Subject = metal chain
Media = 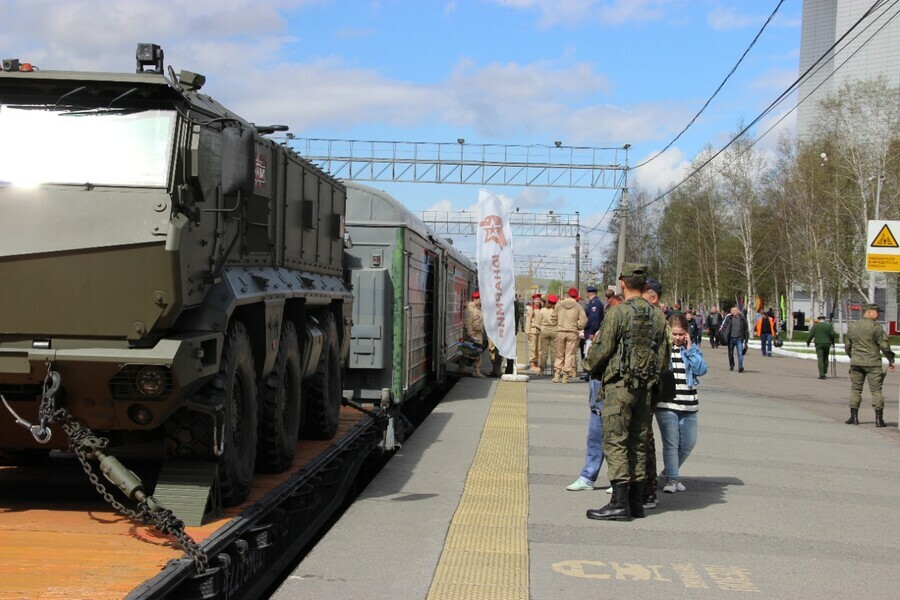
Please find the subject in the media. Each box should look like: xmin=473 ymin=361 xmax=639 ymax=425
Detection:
xmin=40 ymin=369 xmax=209 ymax=572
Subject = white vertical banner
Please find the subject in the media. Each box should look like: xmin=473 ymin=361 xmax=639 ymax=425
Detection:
xmin=476 ymin=189 xmax=516 ymax=359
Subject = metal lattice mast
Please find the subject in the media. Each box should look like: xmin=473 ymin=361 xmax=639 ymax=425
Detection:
xmin=290 ymin=137 xmax=630 ymax=286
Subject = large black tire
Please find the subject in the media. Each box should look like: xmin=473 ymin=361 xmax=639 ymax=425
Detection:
xmin=214 ymin=322 xmax=258 ymax=505
xmin=300 ymin=313 xmax=341 ymax=440
xmin=256 ymin=322 xmax=302 ymax=473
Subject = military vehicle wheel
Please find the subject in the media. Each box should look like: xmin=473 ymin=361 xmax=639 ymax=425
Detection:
xmin=300 ymin=313 xmax=341 ymax=440
xmin=256 ymin=322 xmax=302 ymax=473
xmin=215 ymin=322 xmax=259 ymax=505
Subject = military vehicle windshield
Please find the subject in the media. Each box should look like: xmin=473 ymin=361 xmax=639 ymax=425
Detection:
xmin=0 ymin=105 xmax=176 ymax=188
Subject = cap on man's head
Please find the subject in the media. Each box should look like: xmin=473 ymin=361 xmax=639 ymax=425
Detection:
xmin=547 ymin=294 xmax=558 ymax=303
xmin=472 ymin=291 xmax=480 ymax=299
xmin=865 ymin=303 xmax=880 ymax=312
xmin=619 ymin=262 xmax=648 ymax=279
xmin=532 ymin=293 xmax=542 ymax=299
xmin=586 ymin=285 xmax=598 ymax=293
xmin=567 ymin=287 xmax=579 ymax=299
xmin=644 ymin=278 xmax=662 ymax=295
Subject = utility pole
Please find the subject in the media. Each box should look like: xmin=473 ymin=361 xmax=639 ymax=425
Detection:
xmin=574 ymin=232 xmax=581 ymax=292
xmin=615 ymin=144 xmax=630 ymax=291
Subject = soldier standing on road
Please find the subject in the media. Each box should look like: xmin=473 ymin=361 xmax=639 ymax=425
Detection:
xmin=583 ymin=264 xmax=669 ymax=522
xmin=807 ymin=316 xmax=837 ymax=380
xmin=463 ymin=291 xmax=485 ymax=378
xmin=639 ymin=277 xmax=668 ymax=510
xmin=514 ymin=294 xmax=525 ymax=334
xmin=844 ymin=303 xmax=895 ymax=427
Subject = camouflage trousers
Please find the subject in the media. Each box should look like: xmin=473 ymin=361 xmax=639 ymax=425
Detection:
xmin=849 ymin=365 xmax=887 ymax=409
xmin=645 ymin=423 xmax=657 ymax=496
xmin=601 ymin=382 xmax=651 ymax=484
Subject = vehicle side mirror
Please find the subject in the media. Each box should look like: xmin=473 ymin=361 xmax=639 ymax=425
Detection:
xmin=221 ymin=126 xmax=255 ymax=196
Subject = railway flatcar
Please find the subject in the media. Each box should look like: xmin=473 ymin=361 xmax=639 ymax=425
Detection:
xmin=343 ymin=183 xmax=476 ymax=445
xmin=0 ymin=45 xmax=351 ymax=511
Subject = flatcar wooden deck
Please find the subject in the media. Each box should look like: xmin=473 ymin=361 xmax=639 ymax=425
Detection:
xmin=0 ymin=407 xmax=376 ymax=600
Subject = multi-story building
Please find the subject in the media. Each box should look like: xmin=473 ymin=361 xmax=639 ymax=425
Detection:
xmin=797 ymin=0 xmax=900 ymax=139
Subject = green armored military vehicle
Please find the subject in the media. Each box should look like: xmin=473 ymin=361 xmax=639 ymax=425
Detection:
xmin=0 ymin=45 xmax=351 ymax=506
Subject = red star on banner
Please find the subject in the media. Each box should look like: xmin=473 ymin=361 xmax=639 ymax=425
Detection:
xmin=479 ymin=215 xmax=508 ymax=248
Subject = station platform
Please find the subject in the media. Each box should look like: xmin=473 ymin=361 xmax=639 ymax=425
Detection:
xmin=273 ymin=340 xmax=900 ymax=600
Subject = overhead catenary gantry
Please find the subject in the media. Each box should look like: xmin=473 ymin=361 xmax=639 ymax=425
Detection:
xmin=291 ymin=138 xmax=631 ymax=287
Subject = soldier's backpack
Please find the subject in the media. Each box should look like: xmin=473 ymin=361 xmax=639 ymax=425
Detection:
xmin=619 ymin=301 xmax=661 ymax=389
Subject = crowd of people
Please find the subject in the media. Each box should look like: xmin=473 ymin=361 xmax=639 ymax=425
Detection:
xmin=461 ymin=272 xmax=896 ymax=521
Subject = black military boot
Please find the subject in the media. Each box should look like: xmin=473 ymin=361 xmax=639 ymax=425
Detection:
xmin=586 ymin=483 xmax=631 ymax=521
xmin=845 ymin=408 xmax=859 ymax=425
xmin=628 ymin=481 xmax=646 ymax=519
xmin=875 ymin=409 xmax=886 ymax=427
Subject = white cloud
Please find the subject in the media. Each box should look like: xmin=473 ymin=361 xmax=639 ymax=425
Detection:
xmin=424 ymin=199 xmax=455 ymax=212
xmin=598 ymin=0 xmax=671 ymax=25
xmin=746 ymin=66 xmax=798 ymax=92
xmin=2 ymin=0 xmax=311 ymax=72
xmin=488 ymin=0 xmax=672 ymax=27
xmin=632 ymin=147 xmax=690 ymax=193
xmin=564 ymin=102 xmax=694 ymax=144
xmin=706 ymin=7 xmax=760 ymax=31
xmin=754 ymin=105 xmax=796 ymax=153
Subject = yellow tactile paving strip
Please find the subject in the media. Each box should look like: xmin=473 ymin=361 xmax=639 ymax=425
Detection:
xmin=426 ymin=380 xmax=529 ymax=600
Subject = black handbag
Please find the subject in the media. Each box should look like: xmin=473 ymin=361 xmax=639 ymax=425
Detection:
xmin=654 ymin=369 xmax=677 ymax=404
xmin=773 ymin=334 xmax=783 ymax=348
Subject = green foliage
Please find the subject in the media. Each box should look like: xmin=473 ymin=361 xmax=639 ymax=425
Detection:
xmin=597 ymin=78 xmax=900 ymax=316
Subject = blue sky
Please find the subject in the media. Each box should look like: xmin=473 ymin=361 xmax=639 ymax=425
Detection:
xmin=4 ymin=0 xmax=803 ymax=262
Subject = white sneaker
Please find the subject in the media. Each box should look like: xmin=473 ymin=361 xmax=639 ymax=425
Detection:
xmin=663 ymin=479 xmax=679 ymax=493
xmin=676 ymin=481 xmax=686 ymax=492
xmin=604 ymin=486 xmax=613 ymax=494
xmin=566 ymin=478 xmax=594 ymax=491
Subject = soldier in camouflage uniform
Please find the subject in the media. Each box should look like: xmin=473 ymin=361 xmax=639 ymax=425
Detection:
xmin=844 ymin=303 xmax=895 ymax=427
xmin=806 ymin=316 xmax=836 ymax=379
xmin=583 ymin=263 xmax=669 ymax=522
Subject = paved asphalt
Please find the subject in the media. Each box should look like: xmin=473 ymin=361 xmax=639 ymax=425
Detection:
xmin=275 ymin=339 xmax=900 ymax=599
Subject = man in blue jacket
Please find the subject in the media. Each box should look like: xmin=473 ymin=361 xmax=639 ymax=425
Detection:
xmin=584 ymin=285 xmax=604 ymax=341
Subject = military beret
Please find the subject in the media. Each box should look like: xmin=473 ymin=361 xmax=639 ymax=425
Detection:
xmin=472 ymin=291 xmax=480 ymax=299
xmin=619 ymin=262 xmax=648 ymax=279
xmin=547 ymin=294 xmax=558 ymax=303
xmin=865 ymin=303 xmax=880 ymax=312
xmin=586 ymin=285 xmax=598 ymax=293
xmin=644 ymin=278 xmax=662 ymax=295
xmin=531 ymin=293 xmax=542 ymax=299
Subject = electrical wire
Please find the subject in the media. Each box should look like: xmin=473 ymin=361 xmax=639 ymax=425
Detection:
xmin=670 ymin=0 xmax=900 ymax=201
xmin=634 ymin=0 xmax=893 ymax=211
xmin=634 ymin=0 xmax=786 ymax=170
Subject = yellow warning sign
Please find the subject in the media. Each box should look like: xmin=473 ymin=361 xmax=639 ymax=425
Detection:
xmin=871 ymin=224 xmax=899 ymax=248
xmin=867 ymin=254 xmax=900 ymax=271
xmin=866 ymin=221 xmax=900 ymax=272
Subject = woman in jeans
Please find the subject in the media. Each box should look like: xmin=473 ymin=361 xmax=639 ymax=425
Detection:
xmin=656 ymin=313 xmax=707 ymax=493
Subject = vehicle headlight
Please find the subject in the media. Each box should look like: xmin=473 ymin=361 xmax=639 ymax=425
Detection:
xmin=135 ymin=366 xmax=167 ymax=397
